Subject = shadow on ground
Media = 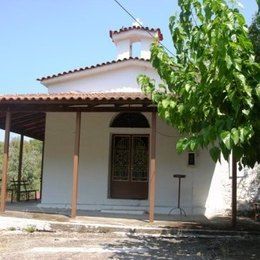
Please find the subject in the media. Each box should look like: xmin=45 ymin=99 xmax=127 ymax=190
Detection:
xmin=102 ymin=233 xmax=260 ymax=259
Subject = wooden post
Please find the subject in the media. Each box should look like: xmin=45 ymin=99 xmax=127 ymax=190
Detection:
xmin=0 ymin=112 xmax=11 ymax=213
xmin=17 ymin=134 xmax=24 ymax=202
xmin=232 ymin=153 xmax=237 ymax=228
xmin=71 ymin=112 xmax=81 ymax=218
xmin=40 ymin=141 xmax=45 ymax=201
xmin=149 ymin=112 xmax=156 ymax=222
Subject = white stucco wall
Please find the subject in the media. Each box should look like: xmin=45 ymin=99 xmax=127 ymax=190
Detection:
xmin=116 ymin=39 xmax=131 ymax=60
xmin=41 ymin=112 xmax=234 ymax=216
xmin=43 ymin=61 xmax=160 ymax=94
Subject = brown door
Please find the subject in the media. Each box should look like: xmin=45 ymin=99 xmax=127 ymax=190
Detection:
xmin=110 ymin=134 xmax=149 ymax=199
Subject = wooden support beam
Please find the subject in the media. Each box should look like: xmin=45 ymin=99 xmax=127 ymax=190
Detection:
xmin=0 ymin=112 xmax=11 ymax=213
xmin=40 ymin=141 xmax=45 ymax=201
xmin=0 ymin=112 xmax=38 ymax=123
xmin=71 ymin=112 xmax=81 ymax=218
xmin=23 ymin=127 xmax=46 ymax=136
xmin=11 ymin=115 xmax=44 ymax=128
xmin=17 ymin=124 xmax=45 ymax=135
xmin=232 ymin=153 xmax=237 ymax=228
xmin=17 ymin=134 xmax=24 ymax=202
xmin=19 ymin=121 xmax=45 ymax=132
xmin=0 ymin=105 xmax=156 ymax=113
xmin=149 ymin=112 xmax=157 ymax=222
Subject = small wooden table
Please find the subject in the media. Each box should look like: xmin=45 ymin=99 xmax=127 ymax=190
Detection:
xmin=10 ymin=180 xmax=37 ymax=202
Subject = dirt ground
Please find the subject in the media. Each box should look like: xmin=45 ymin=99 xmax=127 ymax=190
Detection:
xmin=0 ymin=230 xmax=259 ymax=259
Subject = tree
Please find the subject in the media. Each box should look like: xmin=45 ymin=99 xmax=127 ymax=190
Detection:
xmin=0 ymin=138 xmax=42 ymax=191
xmin=249 ymin=1 xmax=260 ymax=62
xmin=138 ymin=0 xmax=260 ymax=169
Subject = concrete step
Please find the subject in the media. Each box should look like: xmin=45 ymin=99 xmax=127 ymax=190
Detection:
xmin=50 ymin=222 xmax=260 ymax=238
xmin=100 ymin=209 xmax=145 ymax=215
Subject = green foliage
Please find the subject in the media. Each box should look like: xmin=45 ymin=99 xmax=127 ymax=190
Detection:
xmin=8 ymin=227 xmax=16 ymax=231
xmin=23 ymin=225 xmax=36 ymax=233
xmin=249 ymin=3 xmax=260 ymax=62
xmin=138 ymin=0 xmax=260 ymax=168
xmin=0 ymin=137 xmax=42 ymax=190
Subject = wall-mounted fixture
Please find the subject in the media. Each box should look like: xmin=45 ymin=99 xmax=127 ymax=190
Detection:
xmin=188 ymin=152 xmax=195 ymax=166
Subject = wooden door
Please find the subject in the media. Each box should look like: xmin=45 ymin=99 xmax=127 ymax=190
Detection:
xmin=110 ymin=134 xmax=149 ymax=199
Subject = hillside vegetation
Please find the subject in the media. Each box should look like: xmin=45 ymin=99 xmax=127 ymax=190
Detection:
xmin=0 ymin=138 xmax=43 ymax=192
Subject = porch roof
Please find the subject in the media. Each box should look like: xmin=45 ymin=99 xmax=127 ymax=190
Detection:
xmin=0 ymin=91 xmax=151 ymax=103
xmin=0 ymin=92 xmax=154 ymax=141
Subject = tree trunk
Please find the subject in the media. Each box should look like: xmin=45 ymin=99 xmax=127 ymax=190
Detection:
xmin=232 ymin=153 xmax=237 ymax=228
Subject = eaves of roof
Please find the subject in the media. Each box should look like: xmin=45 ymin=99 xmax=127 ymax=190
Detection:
xmin=0 ymin=92 xmax=151 ymax=104
xmin=37 ymin=57 xmax=150 ymax=82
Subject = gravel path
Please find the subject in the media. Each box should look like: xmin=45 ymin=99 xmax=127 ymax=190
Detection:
xmin=0 ymin=230 xmax=259 ymax=259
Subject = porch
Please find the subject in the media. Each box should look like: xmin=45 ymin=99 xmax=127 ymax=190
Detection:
xmin=3 ymin=201 xmax=260 ymax=232
xmin=0 ymin=92 xmax=241 ymax=225
xmin=0 ymin=92 xmax=158 ymax=222
xmin=5 ymin=201 xmax=205 ymax=224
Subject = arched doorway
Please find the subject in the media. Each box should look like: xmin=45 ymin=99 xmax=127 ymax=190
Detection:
xmin=110 ymin=113 xmax=150 ymax=199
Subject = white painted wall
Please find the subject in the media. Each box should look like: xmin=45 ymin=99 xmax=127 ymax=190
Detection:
xmin=44 ymin=61 xmax=160 ymax=94
xmin=116 ymin=39 xmax=131 ymax=60
xmin=41 ymin=112 xmax=234 ymax=216
xmin=140 ymin=39 xmax=152 ymax=59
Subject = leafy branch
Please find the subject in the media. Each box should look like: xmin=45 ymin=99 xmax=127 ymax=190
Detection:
xmin=138 ymin=0 xmax=260 ymax=168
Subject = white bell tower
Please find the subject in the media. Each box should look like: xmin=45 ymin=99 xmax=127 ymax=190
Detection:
xmin=110 ymin=23 xmax=163 ymax=60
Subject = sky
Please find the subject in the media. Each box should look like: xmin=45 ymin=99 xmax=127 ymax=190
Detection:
xmin=0 ymin=0 xmax=258 ymax=140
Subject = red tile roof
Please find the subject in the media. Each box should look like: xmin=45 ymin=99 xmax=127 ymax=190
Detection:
xmin=110 ymin=26 xmax=163 ymax=41
xmin=37 ymin=57 xmax=149 ymax=81
xmin=0 ymin=92 xmax=154 ymax=141
xmin=0 ymin=92 xmax=151 ymax=103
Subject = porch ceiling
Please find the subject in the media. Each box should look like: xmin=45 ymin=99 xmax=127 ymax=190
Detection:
xmin=0 ymin=112 xmax=46 ymax=141
xmin=0 ymin=92 xmax=155 ymax=141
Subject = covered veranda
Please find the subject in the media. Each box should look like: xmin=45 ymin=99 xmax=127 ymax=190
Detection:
xmin=0 ymin=92 xmax=158 ymax=222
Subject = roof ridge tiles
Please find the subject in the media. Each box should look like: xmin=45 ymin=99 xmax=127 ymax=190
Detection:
xmin=109 ymin=26 xmax=163 ymax=40
xmin=0 ymin=92 xmax=151 ymax=102
xmin=37 ymin=57 xmax=149 ymax=82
